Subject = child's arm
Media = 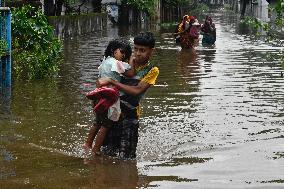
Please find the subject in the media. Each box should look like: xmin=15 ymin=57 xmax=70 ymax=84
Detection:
xmin=122 ymin=56 xmax=135 ymax=78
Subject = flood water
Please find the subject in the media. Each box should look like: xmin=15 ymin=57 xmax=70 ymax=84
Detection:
xmin=1 ymin=11 xmax=284 ymax=188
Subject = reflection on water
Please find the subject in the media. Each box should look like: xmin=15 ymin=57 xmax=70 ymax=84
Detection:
xmin=0 ymin=87 xmax=11 ymax=119
xmin=85 ymin=157 xmax=139 ymax=188
xmin=0 ymin=10 xmax=284 ymax=188
xmin=177 ymin=49 xmax=199 ymax=85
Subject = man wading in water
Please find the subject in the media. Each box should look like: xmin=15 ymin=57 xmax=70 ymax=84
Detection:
xmin=97 ymin=31 xmax=159 ymax=159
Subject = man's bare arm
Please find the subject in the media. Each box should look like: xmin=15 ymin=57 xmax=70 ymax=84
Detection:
xmin=97 ymin=78 xmax=151 ymax=96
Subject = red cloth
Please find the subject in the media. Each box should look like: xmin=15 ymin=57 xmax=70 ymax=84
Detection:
xmin=86 ymin=87 xmax=119 ymax=114
xmin=189 ymin=26 xmax=199 ymax=39
xmin=189 ymin=16 xmax=195 ymax=22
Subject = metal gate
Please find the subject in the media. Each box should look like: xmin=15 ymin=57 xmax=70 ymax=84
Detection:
xmin=0 ymin=0 xmax=11 ymax=87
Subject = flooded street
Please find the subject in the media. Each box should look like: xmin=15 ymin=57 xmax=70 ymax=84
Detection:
xmin=1 ymin=11 xmax=284 ymax=188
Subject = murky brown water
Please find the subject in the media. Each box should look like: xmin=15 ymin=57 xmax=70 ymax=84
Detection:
xmin=1 ymin=11 xmax=284 ymax=188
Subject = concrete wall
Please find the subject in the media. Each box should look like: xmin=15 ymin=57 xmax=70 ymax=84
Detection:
xmin=48 ymin=13 xmax=107 ymax=39
xmin=251 ymin=0 xmax=269 ymax=22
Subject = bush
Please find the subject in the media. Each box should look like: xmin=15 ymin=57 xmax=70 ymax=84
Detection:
xmin=0 ymin=39 xmax=8 ymax=57
xmin=12 ymin=5 xmax=62 ymax=80
xmin=190 ymin=3 xmax=209 ymax=16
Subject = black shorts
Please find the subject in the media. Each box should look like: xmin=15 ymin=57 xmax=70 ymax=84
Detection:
xmin=120 ymin=118 xmax=139 ymax=159
xmin=94 ymin=112 xmax=114 ymax=129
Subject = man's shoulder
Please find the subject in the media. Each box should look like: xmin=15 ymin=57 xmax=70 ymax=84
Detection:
xmin=149 ymin=66 xmax=159 ymax=76
xmin=140 ymin=66 xmax=159 ymax=85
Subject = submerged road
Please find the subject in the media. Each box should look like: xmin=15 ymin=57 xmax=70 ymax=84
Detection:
xmin=0 ymin=10 xmax=283 ymax=189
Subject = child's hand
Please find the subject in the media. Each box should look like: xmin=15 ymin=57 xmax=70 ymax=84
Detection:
xmin=129 ymin=55 xmax=136 ymax=64
xmin=123 ymin=55 xmax=136 ymax=78
xmin=128 ymin=56 xmax=136 ymax=70
xmin=96 ymin=78 xmax=112 ymax=87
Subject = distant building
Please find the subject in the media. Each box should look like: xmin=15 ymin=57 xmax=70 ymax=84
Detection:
xmin=101 ymin=0 xmax=121 ymax=23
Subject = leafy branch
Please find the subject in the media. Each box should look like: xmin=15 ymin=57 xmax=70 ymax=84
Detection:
xmin=0 ymin=39 xmax=8 ymax=57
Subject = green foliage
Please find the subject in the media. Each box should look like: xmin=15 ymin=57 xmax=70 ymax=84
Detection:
xmin=274 ymin=0 xmax=284 ymax=17
xmin=160 ymin=22 xmax=177 ymax=27
xmin=122 ymin=0 xmax=158 ymax=15
xmin=66 ymin=0 xmax=80 ymax=4
xmin=160 ymin=22 xmax=178 ymax=32
xmin=190 ymin=3 xmax=209 ymax=16
xmin=163 ymin=0 xmax=189 ymax=7
xmin=242 ymin=0 xmax=284 ymax=66
xmin=223 ymin=4 xmax=232 ymax=11
xmin=271 ymin=0 xmax=284 ymax=27
xmin=241 ymin=0 xmax=284 ymax=32
xmin=0 ymin=39 xmax=8 ymax=57
xmin=161 ymin=3 xmax=209 ymax=30
xmin=242 ymin=17 xmax=265 ymax=31
xmin=121 ymin=0 xmax=208 ymax=17
xmin=268 ymin=0 xmax=284 ymax=66
xmin=11 ymin=5 xmax=63 ymax=80
xmin=242 ymin=14 xmax=284 ymax=67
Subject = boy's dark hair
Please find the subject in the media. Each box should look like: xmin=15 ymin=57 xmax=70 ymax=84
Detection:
xmin=134 ymin=32 xmax=155 ymax=48
xmin=104 ymin=39 xmax=132 ymax=61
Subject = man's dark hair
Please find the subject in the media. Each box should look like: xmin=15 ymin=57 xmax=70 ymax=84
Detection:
xmin=134 ymin=32 xmax=155 ymax=48
xmin=104 ymin=39 xmax=132 ymax=61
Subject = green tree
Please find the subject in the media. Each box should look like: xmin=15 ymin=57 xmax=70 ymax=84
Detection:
xmin=0 ymin=39 xmax=8 ymax=57
xmin=12 ymin=5 xmax=63 ymax=80
xmin=242 ymin=0 xmax=284 ymax=67
xmin=162 ymin=0 xmax=189 ymax=7
xmin=122 ymin=0 xmax=158 ymax=15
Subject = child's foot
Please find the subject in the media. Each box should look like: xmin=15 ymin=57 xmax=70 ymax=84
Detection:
xmin=94 ymin=151 xmax=101 ymax=156
xmin=92 ymin=149 xmax=102 ymax=156
xmin=82 ymin=143 xmax=92 ymax=153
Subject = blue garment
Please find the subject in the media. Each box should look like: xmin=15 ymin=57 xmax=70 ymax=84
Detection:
xmin=202 ymin=34 xmax=216 ymax=45
xmin=98 ymin=56 xmax=131 ymax=82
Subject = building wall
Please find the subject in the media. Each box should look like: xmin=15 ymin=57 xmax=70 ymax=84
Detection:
xmin=48 ymin=13 xmax=107 ymax=39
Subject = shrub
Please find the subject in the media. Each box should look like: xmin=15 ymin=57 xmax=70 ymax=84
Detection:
xmin=0 ymin=39 xmax=8 ymax=57
xmin=12 ymin=5 xmax=62 ymax=80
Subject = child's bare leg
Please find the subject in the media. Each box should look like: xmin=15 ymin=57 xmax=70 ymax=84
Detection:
xmin=83 ymin=124 xmax=100 ymax=151
xmin=92 ymin=126 xmax=109 ymax=155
